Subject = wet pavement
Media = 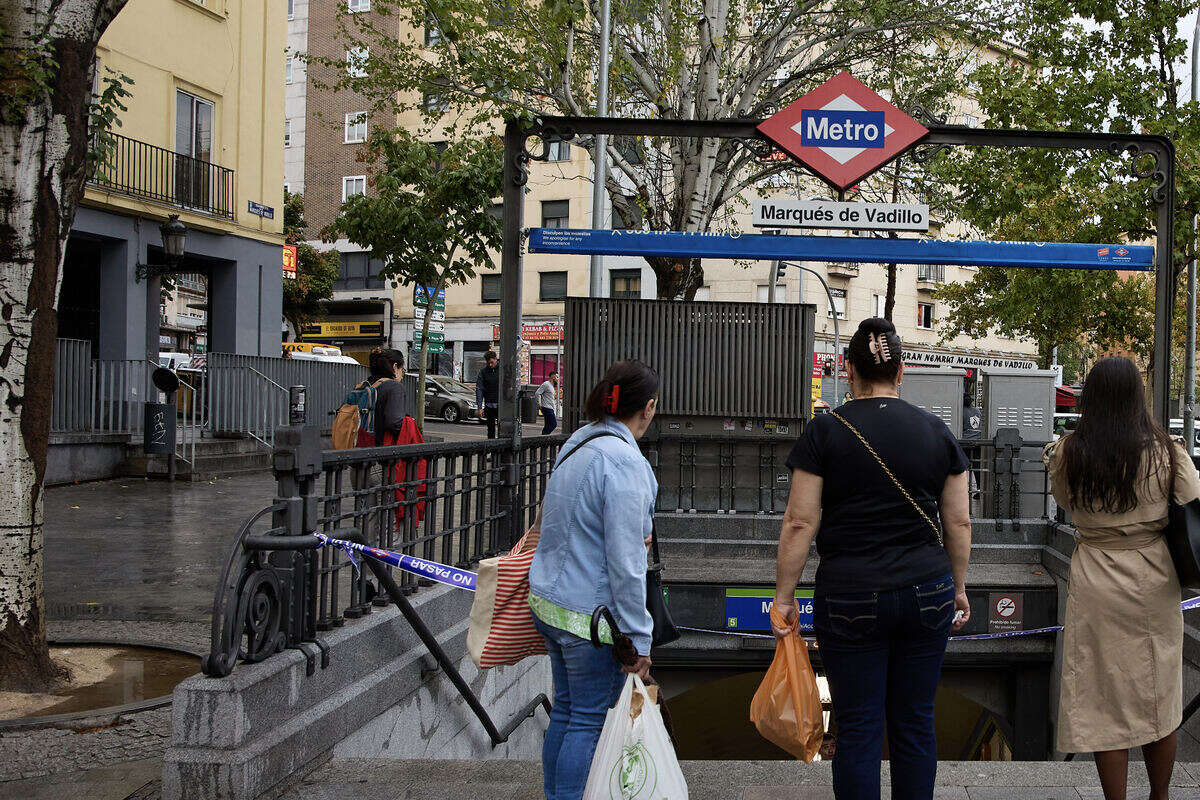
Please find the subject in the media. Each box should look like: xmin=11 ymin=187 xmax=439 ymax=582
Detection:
xmin=45 ymin=472 xmax=277 ymax=623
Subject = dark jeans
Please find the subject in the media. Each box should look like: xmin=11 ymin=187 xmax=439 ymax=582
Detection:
xmin=814 ymin=574 xmax=954 ymax=800
xmin=483 ymin=406 xmax=498 ymax=438
xmin=541 ymin=407 xmax=558 ymax=435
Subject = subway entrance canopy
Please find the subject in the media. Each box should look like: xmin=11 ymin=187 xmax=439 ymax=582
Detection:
xmin=496 ymin=72 xmax=1176 ymax=429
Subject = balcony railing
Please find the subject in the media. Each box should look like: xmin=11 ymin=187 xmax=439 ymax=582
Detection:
xmin=917 ymin=263 xmax=946 ymax=284
xmin=88 ymin=132 xmax=236 ymax=220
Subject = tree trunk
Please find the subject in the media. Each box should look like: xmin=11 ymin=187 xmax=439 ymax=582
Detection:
xmin=884 ymin=264 xmax=897 ymax=321
xmin=649 ymin=256 xmax=702 ymax=299
xmin=0 ymin=0 xmax=122 ymax=690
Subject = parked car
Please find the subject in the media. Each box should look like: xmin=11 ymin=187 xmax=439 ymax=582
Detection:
xmin=411 ymin=374 xmax=479 ymax=423
xmin=1167 ymin=419 xmax=1200 ymax=458
xmin=1052 ymin=412 xmax=1080 ymax=441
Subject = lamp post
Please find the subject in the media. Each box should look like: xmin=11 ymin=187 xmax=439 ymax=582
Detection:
xmin=587 ymin=0 xmax=613 ymax=298
xmin=1186 ymin=16 xmax=1200 ymax=453
xmin=781 ymin=261 xmax=840 ymax=404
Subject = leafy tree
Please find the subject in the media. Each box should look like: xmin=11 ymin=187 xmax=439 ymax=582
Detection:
xmin=930 ymin=0 xmax=1200 ymax=376
xmin=0 ymin=0 xmax=130 ymax=691
xmin=282 ymin=192 xmax=340 ymax=338
xmin=323 ymin=129 xmax=503 ymax=428
xmin=311 ymin=0 xmax=989 ymax=298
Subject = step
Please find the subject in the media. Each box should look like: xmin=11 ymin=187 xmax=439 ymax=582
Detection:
xmin=662 ymin=556 xmax=1054 ymax=589
xmin=658 ymin=539 xmax=1047 ymax=565
xmin=143 ymin=450 xmax=274 ymax=480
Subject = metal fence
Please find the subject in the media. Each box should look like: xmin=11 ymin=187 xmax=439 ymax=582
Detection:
xmin=52 ymin=339 xmax=92 ymax=432
xmin=88 ymin=132 xmax=236 ymax=220
xmin=204 ymin=431 xmax=566 ymax=674
xmin=564 ymin=298 xmax=815 ymax=427
xmin=206 ymin=353 xmax=383 ymax=444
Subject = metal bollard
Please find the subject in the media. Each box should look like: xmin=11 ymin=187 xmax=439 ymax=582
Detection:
xmin=289 ymin=385 xmax=306 ymax=425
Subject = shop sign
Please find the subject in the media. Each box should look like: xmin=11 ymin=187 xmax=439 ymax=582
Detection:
xmin=725 ymin=588 xmax=814 ymax=632
xmin=491 ymin=323 xmax=564 ymax=341
xmin=282 ymin=245 xmax=298 ymax=280
xmin=159 ymin=334 xmax=174 ymax=347
xmin=812 ymin=353 xmax=846 ymax=378
xmin=753 ymin=200 xmax=929 ymax=232
xmin=301 ymin=321 xmax=384 ymax=340
xmin=902 ymin=349 xmax=1038 ymax=370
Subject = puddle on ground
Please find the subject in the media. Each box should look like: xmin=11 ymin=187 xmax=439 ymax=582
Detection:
xmin=0 ymin=645 xmax=200 ymax=720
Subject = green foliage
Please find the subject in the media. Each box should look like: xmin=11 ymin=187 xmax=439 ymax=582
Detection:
xmin=281 ymin=191 xmax=339 ymax=333
xmin=931 ymin=0 xmax=1200 ymax=368
xmin=0 ymin=19 xmax=58 ymax=124
xmin=310 ymin=0 xmax=991 ymax=296
xmin=87 ymin=68 xmax=134 ymax=176
xmin=322 ymin=129 xmax=504 ymax=425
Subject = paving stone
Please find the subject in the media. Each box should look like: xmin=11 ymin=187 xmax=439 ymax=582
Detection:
xmin=742 ymin=787 xmax=837 ymax=800
xmin=967 ymin=789 xmax=1080 ymax=800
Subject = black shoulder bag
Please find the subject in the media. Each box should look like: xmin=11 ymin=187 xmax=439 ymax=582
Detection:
xmin=571 ymin=431 xmax=680 ymax=648
xmin=1165 ymin=442 xmax=1200 ymax=590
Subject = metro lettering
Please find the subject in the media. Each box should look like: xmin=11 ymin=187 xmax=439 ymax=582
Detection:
xmin=800 ymin=109 xmax=886 ymax=149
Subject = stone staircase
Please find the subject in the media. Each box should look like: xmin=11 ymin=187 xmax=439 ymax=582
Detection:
xmin=128 ymin=437 xmax=275 ymax=481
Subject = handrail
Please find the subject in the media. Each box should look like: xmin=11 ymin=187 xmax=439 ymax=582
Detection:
xmin=247 ymin=366 xmax=289 ymax=394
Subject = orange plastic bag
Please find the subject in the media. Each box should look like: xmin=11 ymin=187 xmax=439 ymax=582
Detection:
xmin=749 ymin=605 xmax=824 ymax=761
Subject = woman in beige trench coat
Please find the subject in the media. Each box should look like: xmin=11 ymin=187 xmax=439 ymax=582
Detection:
xmin=1044 ymin=357 xmax=1200 ymax=800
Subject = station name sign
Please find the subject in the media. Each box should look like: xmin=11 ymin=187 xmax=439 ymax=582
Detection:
xmin=754 ymin=200 xmax=929 ymax=232
xmin=902 ymin=349 xmax=1038 ymax=370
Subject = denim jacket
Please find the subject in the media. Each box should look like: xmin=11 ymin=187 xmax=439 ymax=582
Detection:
xmin=529 ymin=418 xmax=658 ymax=655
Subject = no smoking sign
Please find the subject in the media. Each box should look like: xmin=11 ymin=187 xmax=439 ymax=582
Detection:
xmin=988 ymin=592 xmax=1024 ymax=633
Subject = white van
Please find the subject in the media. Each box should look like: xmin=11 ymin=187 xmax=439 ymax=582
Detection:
xmin=1167 ymin=419 xmax=1200 ymax=458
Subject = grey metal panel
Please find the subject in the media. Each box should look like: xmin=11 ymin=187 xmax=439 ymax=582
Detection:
xmin=563 ymin=298 xmax=814 ymax=426
xmin=982 ymin=369 xmax=1056 ymax=441
xmin=899 ymin=367 xmax=965 ymax=434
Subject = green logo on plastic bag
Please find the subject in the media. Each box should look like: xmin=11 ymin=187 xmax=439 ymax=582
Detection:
xmin=608 ymin=741 xmax=658 ymax=799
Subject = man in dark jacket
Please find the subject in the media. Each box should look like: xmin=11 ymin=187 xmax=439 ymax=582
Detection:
xmin=475 ymin=351 xmax=500 ymax=438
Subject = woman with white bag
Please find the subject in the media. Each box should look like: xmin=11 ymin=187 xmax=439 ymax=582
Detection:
xmin=529 ymin=360 xmax=660 ymax=800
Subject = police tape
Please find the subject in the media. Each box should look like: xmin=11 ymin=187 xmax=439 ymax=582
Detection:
xmin=315 ymin=536 xmax=1200 ymax=643
xmin=315 ymin=534 xmax=477 ymax=591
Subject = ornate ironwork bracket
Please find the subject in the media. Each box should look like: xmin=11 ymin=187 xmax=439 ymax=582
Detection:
xmin=1107 ymin=139 xmax=1170 ymax=205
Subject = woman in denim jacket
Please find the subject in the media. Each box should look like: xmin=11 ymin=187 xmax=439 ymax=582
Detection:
xmin=773 ymin=318 xmax=973 ymax=800
xmin=529 ymin=360 xmax=659 ymax=800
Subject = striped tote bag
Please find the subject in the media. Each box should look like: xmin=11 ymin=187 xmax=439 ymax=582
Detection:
xmin=467 ymin=508 xmax=547 ymax=668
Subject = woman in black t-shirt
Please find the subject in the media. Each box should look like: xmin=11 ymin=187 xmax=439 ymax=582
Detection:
xmin=773 ymin=317 xmax=973 ymax=800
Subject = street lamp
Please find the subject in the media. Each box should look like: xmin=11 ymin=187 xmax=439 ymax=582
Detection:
xmin=136 ymin=214 xmax=189 ymax=281
xmin=780 ymin=260 xmax=841 ymax=405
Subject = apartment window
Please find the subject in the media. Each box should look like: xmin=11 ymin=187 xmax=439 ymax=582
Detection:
xmin=347 ymin=47 xmax=368 ymax=77
xmin=344 ymin=112 xmax=367 ymax=144
xmin=424 ymin=12 xmax=442 ymax=44
xmin=287 ymin=0 xmax=293 ymax=18
xmin=541 ymin=200 xmax=569 ymax=228
xmin=546 ymin=139 xmax=571 ymax=162
xmin=539 ymin=272 xmax=568 ymax=302
xmin=283 ymin=182 xmax=290 ymax=195
xmin=610 ymin=269 xmax=641 ymax=299
xmin=285 ymin=54 xmax=293 ymax=84
xmin=481 ymin=274 xmax=501 ymax=303
xmin=960 ymin=113 xmax=979 ymax=127
xmin=874 ymin=293 xmax=886 ymax=318
xmin=284 ymin=120 xmax=291 ymax=148
xmin=827 ymin=287 xmax=847 ymax=319
xmin=917 ymin=301 xmax=934 ymax=329
xmin=175 ymin=90 xmax=214 ymax=207
xmin=917 ymin=263 xmax=945 ymax=283
xmin=756 ymin=284 xmax=787 ymax=303
xmin=342 ymin=175 xmax=366 ymax=201
xmin=335 ymin=251 xmax=385 ymax=291
xmin=347 ymin=0 xmax=370 ymax=10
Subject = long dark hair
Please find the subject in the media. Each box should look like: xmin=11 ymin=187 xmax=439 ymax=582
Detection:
xmin=846 ymin=317 xmax=902 ymax=384
xmin=1060 ymin=356 xmax=1172 ymax=513
xmin=584 ymin=360 xmax=659 ymax=421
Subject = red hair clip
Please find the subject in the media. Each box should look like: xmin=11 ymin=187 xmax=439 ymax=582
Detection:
xmin=605 ymin=384 xmax=620 ymax=414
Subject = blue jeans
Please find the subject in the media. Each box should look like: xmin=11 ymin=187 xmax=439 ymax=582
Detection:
xmin=814 ymin=575 xmax=955 ymax=800
xmin=542 ymin=407 xmax=558 ymax=435
xmin=534 ymin=615 xmax=624 ymax=800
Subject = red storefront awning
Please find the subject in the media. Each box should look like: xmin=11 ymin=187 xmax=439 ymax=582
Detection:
xmin=1056 ymin=386 xmax=1079 ymax=408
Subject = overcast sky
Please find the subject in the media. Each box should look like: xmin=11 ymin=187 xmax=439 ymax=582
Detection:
xmin=1181 ymin=11 xmax=1199 ymax=102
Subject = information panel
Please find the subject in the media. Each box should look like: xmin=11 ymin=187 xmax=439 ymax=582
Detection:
xmin=725 ymin=587 xmax=814 ymax=632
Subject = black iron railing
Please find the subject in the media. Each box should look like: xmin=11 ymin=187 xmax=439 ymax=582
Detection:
xmin=88 ymin=132 xmax=236 ymax=220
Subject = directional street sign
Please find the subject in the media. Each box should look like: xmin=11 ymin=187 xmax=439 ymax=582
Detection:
xmin=527 ymin=228 xmax=1154 ymax=271
xmin=757 ymin=71 xmax=929 ymax=190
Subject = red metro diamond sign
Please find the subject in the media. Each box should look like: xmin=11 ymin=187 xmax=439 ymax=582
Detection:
xmin=757 ymin=72 xmax=929 ymax=190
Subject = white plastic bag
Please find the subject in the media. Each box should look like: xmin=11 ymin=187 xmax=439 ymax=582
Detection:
xmin=582 ymin=675 xmax=689 ymax=800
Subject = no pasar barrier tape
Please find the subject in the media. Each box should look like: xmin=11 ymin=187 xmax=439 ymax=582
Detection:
xmin=313 ymin=536 xmax=1200 ymax=644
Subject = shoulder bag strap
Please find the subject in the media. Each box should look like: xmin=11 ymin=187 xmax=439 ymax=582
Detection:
xmin=556 ymin=431 xmax=622 ymax=466
xmin=829 ymin=410 xmax=943 ymax=546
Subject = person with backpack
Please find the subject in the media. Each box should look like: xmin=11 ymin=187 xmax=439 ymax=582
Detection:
xmin=370 ymin=349 xmax=410 ymax=445
xmin=333 ymin=353 xmax=389 ymax=449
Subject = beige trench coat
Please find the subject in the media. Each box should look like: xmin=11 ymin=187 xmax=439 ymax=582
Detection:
xmin=1044 ymin=437 xmax=1200 ymax=753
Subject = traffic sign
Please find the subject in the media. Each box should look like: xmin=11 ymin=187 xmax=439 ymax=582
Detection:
xmin=414 ymin=285 xmax=446 ymax=310
xmin=757 ymin=71 xmax=929 ymax=190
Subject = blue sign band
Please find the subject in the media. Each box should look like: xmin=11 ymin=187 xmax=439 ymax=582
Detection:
xmin=800 ymin=109 xmax=886 ymax=149
xmin=316 ymin=535 xmax=478 ymax=591
xmin=528 ymin=228 xmax=1153 ymax=271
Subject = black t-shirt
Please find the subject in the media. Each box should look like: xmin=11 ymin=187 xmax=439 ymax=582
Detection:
xmin=787 ymin=398 xmax=969 ymax=592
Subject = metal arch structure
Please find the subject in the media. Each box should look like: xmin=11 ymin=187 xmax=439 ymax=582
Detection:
xmin=497 ymin=115 xmax=1176 ymax=434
